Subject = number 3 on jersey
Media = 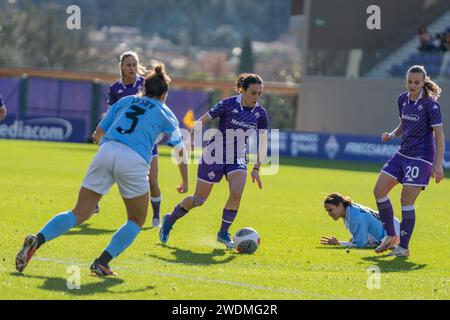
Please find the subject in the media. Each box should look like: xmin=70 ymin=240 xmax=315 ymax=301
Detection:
xmin=405 ymin=166 xmax=420 ymax=182
xmin=116 ymin=105 xmax=146 ymax=134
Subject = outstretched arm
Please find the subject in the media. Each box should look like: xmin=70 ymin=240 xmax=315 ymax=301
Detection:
xmin=320 ymin=236 xmax=340 ymax=245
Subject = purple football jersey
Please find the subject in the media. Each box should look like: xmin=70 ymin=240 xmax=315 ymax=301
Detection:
xmin=106 ymin=76 xmax=158 ymax=156
xmin=397 ymin=91 xmax=443 ymax=163
xmin=107 ymin=76 xmax=145 ymax=107
xmin=206 ymin=95 xmax=269 ymax=162
xmin=0 ymin=94 xmax=4 ymax=107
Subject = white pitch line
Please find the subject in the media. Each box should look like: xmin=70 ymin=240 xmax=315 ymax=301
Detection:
xmin=33 ymin=256 xmax=354 ymax=300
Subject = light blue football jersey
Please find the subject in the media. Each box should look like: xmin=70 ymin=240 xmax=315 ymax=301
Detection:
xmin=343 ymin=203 xmax=387 ymax=247
xmin=99 ymin=95 xmax=184 ymax=164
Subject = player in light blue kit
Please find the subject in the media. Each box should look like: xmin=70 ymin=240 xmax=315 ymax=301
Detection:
xmin=373 ymin=65 xmax=445 ymax=257
xmin=321 ymin=193 xmax=400 ymax=248
xmin=15 ymin=64 xmax=188 ymax=276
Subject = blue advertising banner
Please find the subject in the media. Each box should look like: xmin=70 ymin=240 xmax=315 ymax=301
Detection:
xmin=0 ymin=116 xmax=86 ymax=143
xmin=273 ymin=131 xmax=450 ymax=169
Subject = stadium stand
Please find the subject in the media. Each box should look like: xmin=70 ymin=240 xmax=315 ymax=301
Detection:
xmin=389 ymin=25 xmax=450 ymax=78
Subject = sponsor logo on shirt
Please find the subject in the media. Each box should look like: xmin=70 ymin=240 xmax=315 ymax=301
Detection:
xmin=402 ymin=114 xmax=420 ymax=121
xmin=231 ymin=118 xmax=257 ymax=129
xmin=232 ymin=109 xmax=239 ymax=114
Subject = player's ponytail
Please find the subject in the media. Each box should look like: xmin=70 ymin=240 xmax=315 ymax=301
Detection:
xmin=234 ymin=73 xmax=263 ymax=93
xmin=324 ymin=193 xmax=353 ymax=208
xmin=407 ymin=65 xmax=442 ymax=100
xmin=423 ymin=76 xmax=442 ymax=100
xmin=154 ymin=65 xmax=165 ymax=77
xmin=144 ymin=62 xmax=171 ymax=99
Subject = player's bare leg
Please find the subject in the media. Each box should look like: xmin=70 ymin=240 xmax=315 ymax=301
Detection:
xmin=160 ymin=180 xmax=213 ymax=244
xmin=16 ymin=188 xmax=102 ymax=273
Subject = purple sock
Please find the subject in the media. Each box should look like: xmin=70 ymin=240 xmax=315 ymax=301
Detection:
xmin=376 ymin=197 xmax=396 ymax=236
xmin=219 ymin=209 xmax=237 ymax=234
xmin=399 ymin=206 xmax=416 ymax=249
xmin=167 ymin=204 xmax=188 ymax=225
xmin=151 ymin=197 xmax=161 ymax=219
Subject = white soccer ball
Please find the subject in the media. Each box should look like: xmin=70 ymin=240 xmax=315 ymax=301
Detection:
xmin=233 ymin=227 xmax=260 ymax=254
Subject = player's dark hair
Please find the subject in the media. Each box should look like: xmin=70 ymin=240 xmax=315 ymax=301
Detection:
xmin=235 ymin=73 xmax=263 ymax=93
xmin=119 ymin=51 xmax=147 ymax=77
xmin=144 ymin=63 xmax=171 ymax=98
xmin=407 ymin=65 xmax=442 ymax=100
xmin=324 ymin=193 xmax=353 ymax=208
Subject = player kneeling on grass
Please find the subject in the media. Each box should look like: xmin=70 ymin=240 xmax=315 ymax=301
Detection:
xmin=321 ymin=193 xmax=400 ymax=248
xmin=15 ymin=64 xmax=188 ymax=276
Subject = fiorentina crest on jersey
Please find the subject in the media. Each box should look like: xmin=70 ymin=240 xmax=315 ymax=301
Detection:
xmin=208 ymin=171 xmax=216 ymax=180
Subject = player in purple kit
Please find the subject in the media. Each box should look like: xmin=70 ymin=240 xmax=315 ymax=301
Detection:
xmin=373 ymin=65 xmax=445 ymax=257
xmin=159 ymin=73 xmax=269 ymax=248
xmin=0 ymin=94 xmax=7 ymax=122
xmin=96 ymin=52 xmax=164 ymax=227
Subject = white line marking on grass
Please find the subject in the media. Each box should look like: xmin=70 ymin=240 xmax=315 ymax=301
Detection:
xmin=134 ymin=270 xmax=354 ymax=300
xmin=33 ymin=256 xmax=354 ymax=300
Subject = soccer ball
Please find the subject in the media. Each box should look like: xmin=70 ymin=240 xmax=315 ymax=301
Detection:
xmin=233 ymin=227 xmax=260 ymax=254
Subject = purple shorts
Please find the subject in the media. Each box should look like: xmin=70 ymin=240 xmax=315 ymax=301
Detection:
xmin=151 ymin=145 xmax=158 ymax=158
xmin=197 ymin=158 xmax=247 ymax=184
xmin=381 ymin=152 xmax=433 ymax=187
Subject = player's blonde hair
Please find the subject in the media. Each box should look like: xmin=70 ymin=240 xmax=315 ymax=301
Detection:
xmin=119 ymin=51 xmax=147 ymax=78
xmin=407 ymin=65 xmax=442 ymax=100
xmin=324 ymin=193 xmax=353 ymax=208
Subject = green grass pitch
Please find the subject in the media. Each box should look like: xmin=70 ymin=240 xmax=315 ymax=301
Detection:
xmin=0 ymin=139 xmax=448 ymax=299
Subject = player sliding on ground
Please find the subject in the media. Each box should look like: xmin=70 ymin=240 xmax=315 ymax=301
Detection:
xmin=159 ymin=73 xmax=269 ymax=249
xmin=373 ymin=65 xmax=445 ymax=257
xmin=15 ymin=64 xmax=188 ymax=276
xmin=321 ymin=193 xmax=400 ymax=248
